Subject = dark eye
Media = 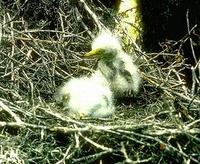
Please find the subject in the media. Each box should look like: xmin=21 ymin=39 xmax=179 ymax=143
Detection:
xmin=62 ymin=94 xmax=69 ymax=102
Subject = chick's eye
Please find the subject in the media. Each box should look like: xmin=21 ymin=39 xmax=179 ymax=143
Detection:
xmin=63 ymin=94 xmax=69 ymax=101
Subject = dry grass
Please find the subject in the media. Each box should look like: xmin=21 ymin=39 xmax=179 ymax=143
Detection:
xmin=0 ymin=0 xmax=200 ymax=163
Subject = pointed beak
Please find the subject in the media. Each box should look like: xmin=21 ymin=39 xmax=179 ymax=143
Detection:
xmin=83 ymin=48 xmax=104 ymax=58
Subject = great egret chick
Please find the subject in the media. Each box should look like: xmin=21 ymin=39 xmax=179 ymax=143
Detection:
xmin=55 ymin=73 xmax=115 ymax=118
xmin=84 ymin=31 xmax=141 ymax=95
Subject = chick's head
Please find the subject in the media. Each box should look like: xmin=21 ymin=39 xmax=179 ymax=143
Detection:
xmin=84 ymin=31 xmax=122 ymax=61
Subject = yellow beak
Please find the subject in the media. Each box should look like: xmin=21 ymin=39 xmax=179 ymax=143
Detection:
xmin=83 ymin=48 xmax=104 ymax=58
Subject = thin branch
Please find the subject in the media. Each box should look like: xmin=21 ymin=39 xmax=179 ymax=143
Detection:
xmin=0 ymin=101 xmax=22 ymax=124
xmin=186 ymin=10 xmax=198 ymax=64
xmin=78 ymin=132 xmax=113 ymax=152
xmin=79 ymin=0 xmax=104 ymax=31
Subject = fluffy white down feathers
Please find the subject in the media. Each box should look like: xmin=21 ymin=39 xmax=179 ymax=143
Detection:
xmin=92 ymin=31 xmax=141 ymax=94
xmin=55 ymin=71 xmax=115 ymax=118
xmin=56 ymin=31 xmax=141 ymax=118
xmin=91 ymin=31 xmax=122 ymax=52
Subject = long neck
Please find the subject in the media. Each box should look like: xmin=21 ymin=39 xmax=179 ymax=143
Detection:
xmin=98 ymin=59 xmax=117 ymax=81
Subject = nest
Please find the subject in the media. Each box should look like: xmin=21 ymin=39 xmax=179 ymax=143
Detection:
xmin=0 ymin=0 xmax=200 ymax=163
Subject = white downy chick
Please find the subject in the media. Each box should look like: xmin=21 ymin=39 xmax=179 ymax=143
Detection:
xmin=84 ymin=31 xmax=141 ymax=95
xmin=55 ymin=72 xmax=115 ymax=118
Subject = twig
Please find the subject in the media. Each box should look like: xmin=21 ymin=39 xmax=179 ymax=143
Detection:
xmin=186 ymin=10 xmax=198 ymax=64
xmin=74 ymin=7 xmax=94 ymax=38
xmin=38 ymin=107 xmax=86 ymax=126
xmin=191 ymin=65 xmax=200 ymax=95
xmin=186 ymin=119 xmax=200 ymax=128
xmin=120 ymin=143 xmax=134 ymax=163
xmin=0 ymin=101 xmax=22 ymax=124
xmin=79 ymin=0 xmax=104 ymax=31
xmin=0 ymin=23 xmax=2 ymax=43
xmin=2 ymin=35 xmax=68 ymax=44
xmin=121 ymin=144 xmax=153 ymax=164
xmin=78 ymin=132 xmax=113 ymax=152
xmin=55 ymin=145 xmax=73 ymax=164
xmin=72 ymin=151 xmax=110 ymax=164
xmin=131 ymin=131 xmax=199 ymax=163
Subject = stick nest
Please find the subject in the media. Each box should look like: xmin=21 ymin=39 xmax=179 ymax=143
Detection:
xmin=0 ymin=0 xmax=200 ymax=163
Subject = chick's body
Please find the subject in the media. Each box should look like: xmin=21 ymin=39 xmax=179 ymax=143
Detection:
xmin=114 ymin=52 xmax=140 ymax=94
xmin=85 ymin=31 xmax=141 ymax=95
xmin=56 ymin=72 xmax=114 ymax=118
